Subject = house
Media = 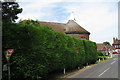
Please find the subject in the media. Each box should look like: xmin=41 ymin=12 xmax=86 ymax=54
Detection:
xmin=97 ymin=43 xmax=108 ymax=53
xmin=38 ymin=20 xmax=90 ymax=40
xmin=97 ymin=43 xmax=114 ymax=55
xmin=65 ymin=20 xmax=90 ymax=40
xmin=112 ymin=37 xmax=120 ymax=53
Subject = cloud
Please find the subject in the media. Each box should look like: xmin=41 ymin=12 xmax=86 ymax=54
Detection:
xmin=17 ymin=0 xmax=63 ymax=21
xmin=63 ymin=0 xmax=119 ymax=2
xmin=64 ymin=2 xmax=118 ymax=43
xmin=16 ymin=0 xmax=63 ymax=3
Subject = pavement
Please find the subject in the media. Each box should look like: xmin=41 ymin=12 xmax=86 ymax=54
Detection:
xmin=68 ymin=54 xmax=118 ymax=78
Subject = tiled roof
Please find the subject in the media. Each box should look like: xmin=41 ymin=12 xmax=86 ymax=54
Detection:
xmin=22 ymin=20 xmax=90 ymax=35
xmin=114 ymin=40 xmax=120 ymax=44
xmin=65 ymin=20 xmax=90 ymax=34
xmin=97 ymin=43 xmax=106 ymax=51
xmin=38 ymin=21 xmax=66 ymax=33
xmin=113 ymin=38 xmax=120 ymax=45
xmin=97 ymin=43 xmax=115 ymax=51
xmin=109 ymin=46 xmax=115 ymax=50
xmin=105 ymin=45 xmax=111 ymax=49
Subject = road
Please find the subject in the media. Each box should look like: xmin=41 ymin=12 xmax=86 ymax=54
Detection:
xmin=68 ymin=54 xmax=118 ymax=78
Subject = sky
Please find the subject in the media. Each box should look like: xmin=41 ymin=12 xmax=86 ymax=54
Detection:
xmin=16 ymin=0 xmax=119 ymax=44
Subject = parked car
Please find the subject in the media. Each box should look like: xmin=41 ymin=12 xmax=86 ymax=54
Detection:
xmin=113 ymin=51 xmax=117 ymax=54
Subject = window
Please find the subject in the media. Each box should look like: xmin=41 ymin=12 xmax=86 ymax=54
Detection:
xmin=116 ymin=45 xmax=119 ymax=48
xmin=80 ymin=35 xmax=86 ymax=40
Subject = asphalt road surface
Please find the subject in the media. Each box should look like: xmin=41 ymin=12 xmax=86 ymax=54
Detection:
xmin=68 ymin=54 xmax=118 ymax=78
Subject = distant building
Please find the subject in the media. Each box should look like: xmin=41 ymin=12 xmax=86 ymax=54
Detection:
xmin=23 ymin=11 xmax=90 ymax=40
xmin=38 ymin=20 xmax=90 ymax=40
xmin=97 ymin=43 xmax=108 ymax=53
xmin=97 ymin=43 xmax=115 ymax=55
xmin=112 ymin=37 xmax=120 ymax=53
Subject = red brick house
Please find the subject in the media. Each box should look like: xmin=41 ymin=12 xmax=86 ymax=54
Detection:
xmin=97 ymin=43 xmax=108 ymax=52
xmin=112 ymin=37 xmax=120 ymax=53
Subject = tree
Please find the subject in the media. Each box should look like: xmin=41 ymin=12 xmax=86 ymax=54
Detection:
xmin=2 ymin=0 xmax=22 ymax=23
xmin=103 ymin=41 xmax=111 ymax=46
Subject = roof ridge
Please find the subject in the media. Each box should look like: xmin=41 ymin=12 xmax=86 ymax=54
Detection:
xmin=38 ymin=21 xmax=66 ymax=25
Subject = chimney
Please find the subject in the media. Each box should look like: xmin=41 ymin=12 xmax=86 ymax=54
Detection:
xmin=113 ymin=37 xmax=115 ymax=43
xmin=116 ymin=38 xmax=119 ymax=44
xmin=116 ymin=38 xmax=118 ymax=42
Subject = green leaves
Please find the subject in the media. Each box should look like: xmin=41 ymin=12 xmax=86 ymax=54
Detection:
xmin=2 ymin=1 xmax=22 ymax=23
xmin=83 ymin=40 xmax=98 ymax=64
xmin=2 ymin=20 xmax=98 ymax=80
xmin=103 ymin=41 xmax=111 ymax=46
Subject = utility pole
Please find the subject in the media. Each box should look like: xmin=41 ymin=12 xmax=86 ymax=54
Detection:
xmin=8 ymin=61 xmax=10 ymax=80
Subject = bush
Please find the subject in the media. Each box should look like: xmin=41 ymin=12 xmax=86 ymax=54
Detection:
xmin=83 ymin=40 xmax=98 ymax=64
xmin=98 ymin=52 xmax=104 ymax=56
xmin=2 ymin=20 xmax=98 ymax=80
xmin=98 ymin=56 xmax=107 ymax=60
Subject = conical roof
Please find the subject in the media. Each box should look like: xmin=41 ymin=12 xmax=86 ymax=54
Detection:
xmin=65 ymin=20 xmax=90 ymax=34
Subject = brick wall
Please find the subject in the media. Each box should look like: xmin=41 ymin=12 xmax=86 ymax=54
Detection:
xmin=67 ymin=34 xmax=89 ymax=40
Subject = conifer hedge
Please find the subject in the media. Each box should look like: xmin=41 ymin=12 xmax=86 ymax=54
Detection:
xmin=2 ymin=21 xmax=98 ymax=80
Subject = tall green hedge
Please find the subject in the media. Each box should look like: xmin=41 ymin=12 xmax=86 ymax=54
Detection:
xmin=83 ymin=40 xmax=98 ymax=64
xmin=2 ymin=21 xmax=98 ymax=80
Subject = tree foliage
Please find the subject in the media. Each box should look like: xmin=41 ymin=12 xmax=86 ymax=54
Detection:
xmin=2 ymin=0 xmax=22 ymax=23
xmin=103 ymin=41 xmax=111 ymax=46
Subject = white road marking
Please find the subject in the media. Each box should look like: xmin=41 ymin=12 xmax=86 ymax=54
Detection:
xmin=111 ymin=61 xmax=116 ymax=64
xmin=113 ymin=58 xmax=118 ymax=60
xmin=98 ymin=67 xmax=111 ymax=77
